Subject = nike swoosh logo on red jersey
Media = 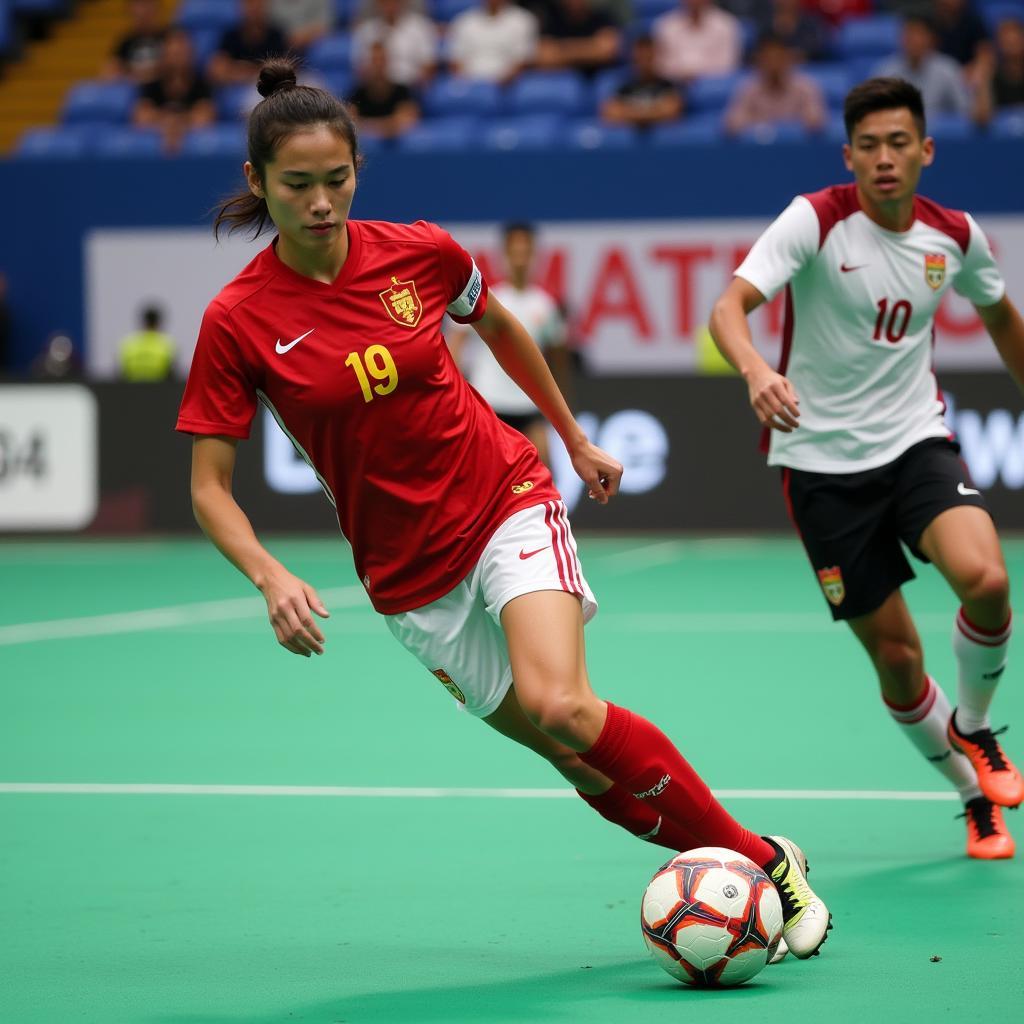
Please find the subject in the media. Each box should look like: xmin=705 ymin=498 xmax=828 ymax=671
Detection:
xmin=840 ymin=262 xmax=867 ymax=273
xmin=275 ymin=328 xmax=315 ymax=355
xmin=519 ymin=546 xmax=549 ymax=560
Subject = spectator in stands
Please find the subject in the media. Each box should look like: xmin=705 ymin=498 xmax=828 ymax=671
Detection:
xmin=104 ymin=0 xmax=166 ymax=84
xmin=600 ymin=34 xmax=683 ymax=127
xmin=973 ymin=16 xmax=1024 ymax=126
xmin=351 ymin=0 xmax=437 ymax=86
xmin=653 ymin=0 xmax=742 ymax=83
xmin=118 ymin=305 xmax=177 ymax=382
xmin=270 ymin=0 xmax=333 ymax=49
xmin=448 ymin=0 xmax=539 ymax=83
xmin=755 ymin=0 xmax=829 ymax=64
xmin=933 ymin=0 xmax=991 ymax=71
xmin=874 ymin=15 xmax=971 ymax=117
xmin=31 ymin=333 xmax=81 ymax=381
xmin=724 ymin=33 xmax=826 ymax=135
xmin=347 ymin=40 xmax=420 ymax=138
xmin=534 ymin=0 xmax=622 ymax=77
xmin=208 ymin=0 xmax=289 ymax=87
xmin=133 ymin=28 xmax=216 ymax=153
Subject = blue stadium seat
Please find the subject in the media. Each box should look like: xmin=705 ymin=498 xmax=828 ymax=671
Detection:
xmin=13 ymin=126 xmax=89 ymax=159
xmin=421 ymin=75 xmax=503 ymax=117
xmin=189 ymin=27 xmax=222 ymax=69
xmin=333 ymin=0 xmax=356 ymax=26
xmin=322 ymin=69 xmax=354 ymax=100
xmin=0 ymin=0 xmax=14 ymax=58
xmin=508 ymin=71 xmax=587 ymax=116
xmin=825 ymin=113 xmax=849 ymax=142
xmin=980 ymin=2 xmax=1024 ymax=31
xmin=926 ymin=114 xmax=975 ymax=140
xmin=632 ymin=0 xmax=675 ymax=16
xmin=306 ymin=31 xmax=352 ymax=73
xmin=567 ymin=118 xmax=637 ymax=150
xmin=803 ymin=63 xmax=850 ymax=108
xmin=92 ymin=127 xmax=165 ymax=158
xmin=11 ymin=0 xmax=69 ymax=14
xmin=648 ymin=114 xmax=723 ymax=147
xmin=179 ymin=123 xmax=247 ymax=156
xmin=686 ymin=72 xmax=745 ymax=114
xmin=176 ymin=0 xmax=240 ymax=34
xmin=482 ymin=113 xmax=566 ymax=150
xmin=846 ymin=54 xmax=883 ymax=86
xmin=591 ymin=68 xmax=629 ymax=109
xmin=430 ymin=0 xmax=476 ymax=23
xmin=397 ymin=116 xmax=479 ymax=152
xmin=734 ymin=120 xmax=814 ymax=144
xmin=835 ymin=15 xmax=900 ymax=60
xmin=62 ymin=81 xmax=138 ymax=124
xmin=990 ymin=108 xmax=1024 ymax=137
xmin=215 ymin=83 xmax=258 ymax=120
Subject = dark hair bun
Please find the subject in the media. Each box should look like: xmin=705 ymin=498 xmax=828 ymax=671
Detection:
xmin=257 ymin=58 xmax=298 ymax=99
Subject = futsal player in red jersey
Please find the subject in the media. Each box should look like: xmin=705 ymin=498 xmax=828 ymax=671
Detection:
xmin=177 ymin=58 xmax=830 ymax=959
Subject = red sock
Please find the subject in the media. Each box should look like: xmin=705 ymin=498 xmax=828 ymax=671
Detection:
xmin=579 ymin=702 xmax=775 ymax=868
xmin=577 ymin=784 xmax=701 ymax=853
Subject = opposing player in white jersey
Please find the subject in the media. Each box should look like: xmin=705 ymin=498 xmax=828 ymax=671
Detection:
xmin=449 ymin=222 xmax=569 ymax=467
xmin=710 ymin=78 xmax=1024 ymax=860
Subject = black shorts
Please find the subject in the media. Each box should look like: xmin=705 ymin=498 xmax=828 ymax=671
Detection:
xmin=782 ymin=438 xmax=989 ymax=621
xmin=498 ymin=411 xmax=543 ymax=435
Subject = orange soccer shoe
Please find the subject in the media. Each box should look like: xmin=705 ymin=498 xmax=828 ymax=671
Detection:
xmin=960 ymin=797 xmax=1015 ymax=860
xmin=948 ymin=713 xmax=1024 ymax=808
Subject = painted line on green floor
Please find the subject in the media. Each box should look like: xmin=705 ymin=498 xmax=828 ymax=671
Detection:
xmin=0 ymin=783 xmax=960 ymax=800
xmin=0 ymin=585 xmax=368 ymax=646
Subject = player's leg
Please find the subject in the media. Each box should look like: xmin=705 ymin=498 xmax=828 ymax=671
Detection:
xmin=895 ymin=441 xmax=1021 ymax=808
xmin=482 ymin=686 xmax=702 ymax=852
xmin=499 ymin=588 xmax=830 ymax=958
xmin=786 ymin=460 xmax=1012 ymax=857
xmin=915 ymin=505 xmax=1021 ymax=807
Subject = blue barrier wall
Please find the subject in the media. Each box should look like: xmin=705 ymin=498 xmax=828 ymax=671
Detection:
xmin=1 ymin=138 xmax=1022 ymax=369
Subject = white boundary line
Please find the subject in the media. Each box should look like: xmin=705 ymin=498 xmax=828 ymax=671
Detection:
xmin=0 ymin=586 xmax=367 ymax=646
xmin=0 ymin=783 xmax=959 ymax=800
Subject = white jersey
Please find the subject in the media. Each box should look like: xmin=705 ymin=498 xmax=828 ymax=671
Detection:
xmin=735 ymin=183 xmax=1005 ymax=473
xmin=464 ymin=281 xmax=564 ymax=415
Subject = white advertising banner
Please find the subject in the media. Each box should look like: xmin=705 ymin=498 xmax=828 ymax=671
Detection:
xmin=86 ymin=216 xmax=1024 ymax=378
xmin=0 ymin=385 xmax=98 ymax=530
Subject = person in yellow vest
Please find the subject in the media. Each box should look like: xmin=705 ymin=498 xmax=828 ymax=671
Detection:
xmin=119 ymin=305 xmax=176 ymax=381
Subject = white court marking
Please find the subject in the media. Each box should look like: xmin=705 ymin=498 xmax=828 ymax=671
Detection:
xmin=0 ymin=599 xmax=956 ymax=647
xmin=0 ymin=783 xmax=959 ymax=801
xmin=0 ymin=586 xmax=367 ymax=646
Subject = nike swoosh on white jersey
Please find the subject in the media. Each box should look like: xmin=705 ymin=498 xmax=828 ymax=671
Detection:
xmin=958 ymin=482 xmax=981 ymax=496
xmin=275 ymin=328 xmax=315 ymax=355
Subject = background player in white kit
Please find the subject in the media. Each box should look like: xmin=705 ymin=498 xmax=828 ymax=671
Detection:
xmin=449 ymin=222 xmax=569 ymax=467
xmin=709 ymin=78 xmax=1024 ymax=860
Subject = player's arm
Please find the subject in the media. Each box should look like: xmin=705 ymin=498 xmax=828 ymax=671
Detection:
xmin=709 ymin=277 xmax=801 ymax=432
xmin=473 ymin=294 xmax=622 ymax=503
xmin=977 ymin=294 xmax=1024 ymax=394
xmin=190 ymin=435 xmax=329 ymax=657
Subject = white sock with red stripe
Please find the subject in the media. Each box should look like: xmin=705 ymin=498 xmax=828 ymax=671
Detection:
xmin=953 ymin=608 xmax=1012 ymax=734
xmin=885 ymin=676 xmax=981 ymax=803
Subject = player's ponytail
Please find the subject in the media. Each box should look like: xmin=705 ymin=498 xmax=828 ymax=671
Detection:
xmin=213 ymin=57 xmax=361 ymax=240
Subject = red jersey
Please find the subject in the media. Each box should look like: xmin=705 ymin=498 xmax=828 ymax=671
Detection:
xmin=176 ymin=219 xmax=560 ymax=613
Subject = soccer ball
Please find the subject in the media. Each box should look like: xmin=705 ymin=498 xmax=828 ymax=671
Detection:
xmin=641 ymin=846 xmax=783 ymax=988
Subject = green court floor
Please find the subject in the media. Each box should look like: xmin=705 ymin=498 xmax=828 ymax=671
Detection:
xmin=1 ymin=536 xmax=1022 ymax=1023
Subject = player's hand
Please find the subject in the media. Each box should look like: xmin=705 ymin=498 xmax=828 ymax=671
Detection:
xmin=260 ymin=570 xmax=330 ymax=657
xmin=570 ymin=440 xmax=623 ymax=505
xmin=747 ymin=368 xmax=801 ymax=432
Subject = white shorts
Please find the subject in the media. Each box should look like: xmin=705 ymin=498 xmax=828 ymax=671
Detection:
xmin=385 ymin=500 xmax=598 ymax=718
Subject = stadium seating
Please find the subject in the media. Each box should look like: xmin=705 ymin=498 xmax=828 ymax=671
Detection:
xmin=835 ymin=15 xmax=900 ymax=60
xmin=215 ymin=83 xmax=257 ymax=121
xmin=991 ymin=108 xmax=1024 ymax=138
xmin=61 ymin=81 xmax=137 ymax=124
xmin=649 ymin=114 xmax=724 ymax=147
xmin=0 ymin=0 xmax=14 ymax=58
xmin=14 ymin=125 xmax=89 ymax=158
xmin=397 ymin=115 xmax=478 ymax=152
xmin=735 ymin=119 xmax=815 ymax=144
xmin=430 ymin=0 xmax=476 ymax=24
xmin=306 ymin=32 xmax=353 ymax=74
xmin=686 ymin=72 xmax=746 ymax=114
xmin=482 ymin=113 xmax=565 ymax=151
xmin=175 ymin=0 xmax=240 ymax=34
xmin=179 ymin=123 xmax=247 ymax=156
xmin=567 ymin=118 xmax=636 ymax=150
xmin=420 ymin=75 xmax=503 ymax=118
xmin=980 ymin=2 xmax=1024 ymax=30
xmin=92 ymin=126 xmax=164 ymax=158
xmin=507 ymin=71 xmax=587 ymax=117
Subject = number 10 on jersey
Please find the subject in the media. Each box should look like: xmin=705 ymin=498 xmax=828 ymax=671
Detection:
xmin=345 ymin=344 xmax=398 ymax=403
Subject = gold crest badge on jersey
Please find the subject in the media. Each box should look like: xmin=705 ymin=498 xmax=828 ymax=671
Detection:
xmin=511 ymin=480 xmax=534 ymax=495
xmin=924 ymin=253 xmax=946 ymax=291
xmin=432 ymin=668 xmax=466 ymax=704
xmin=380 ymin=277 xmax=422 ymax=327
xmin=817 ymin=566 xmax=845 ymax=606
